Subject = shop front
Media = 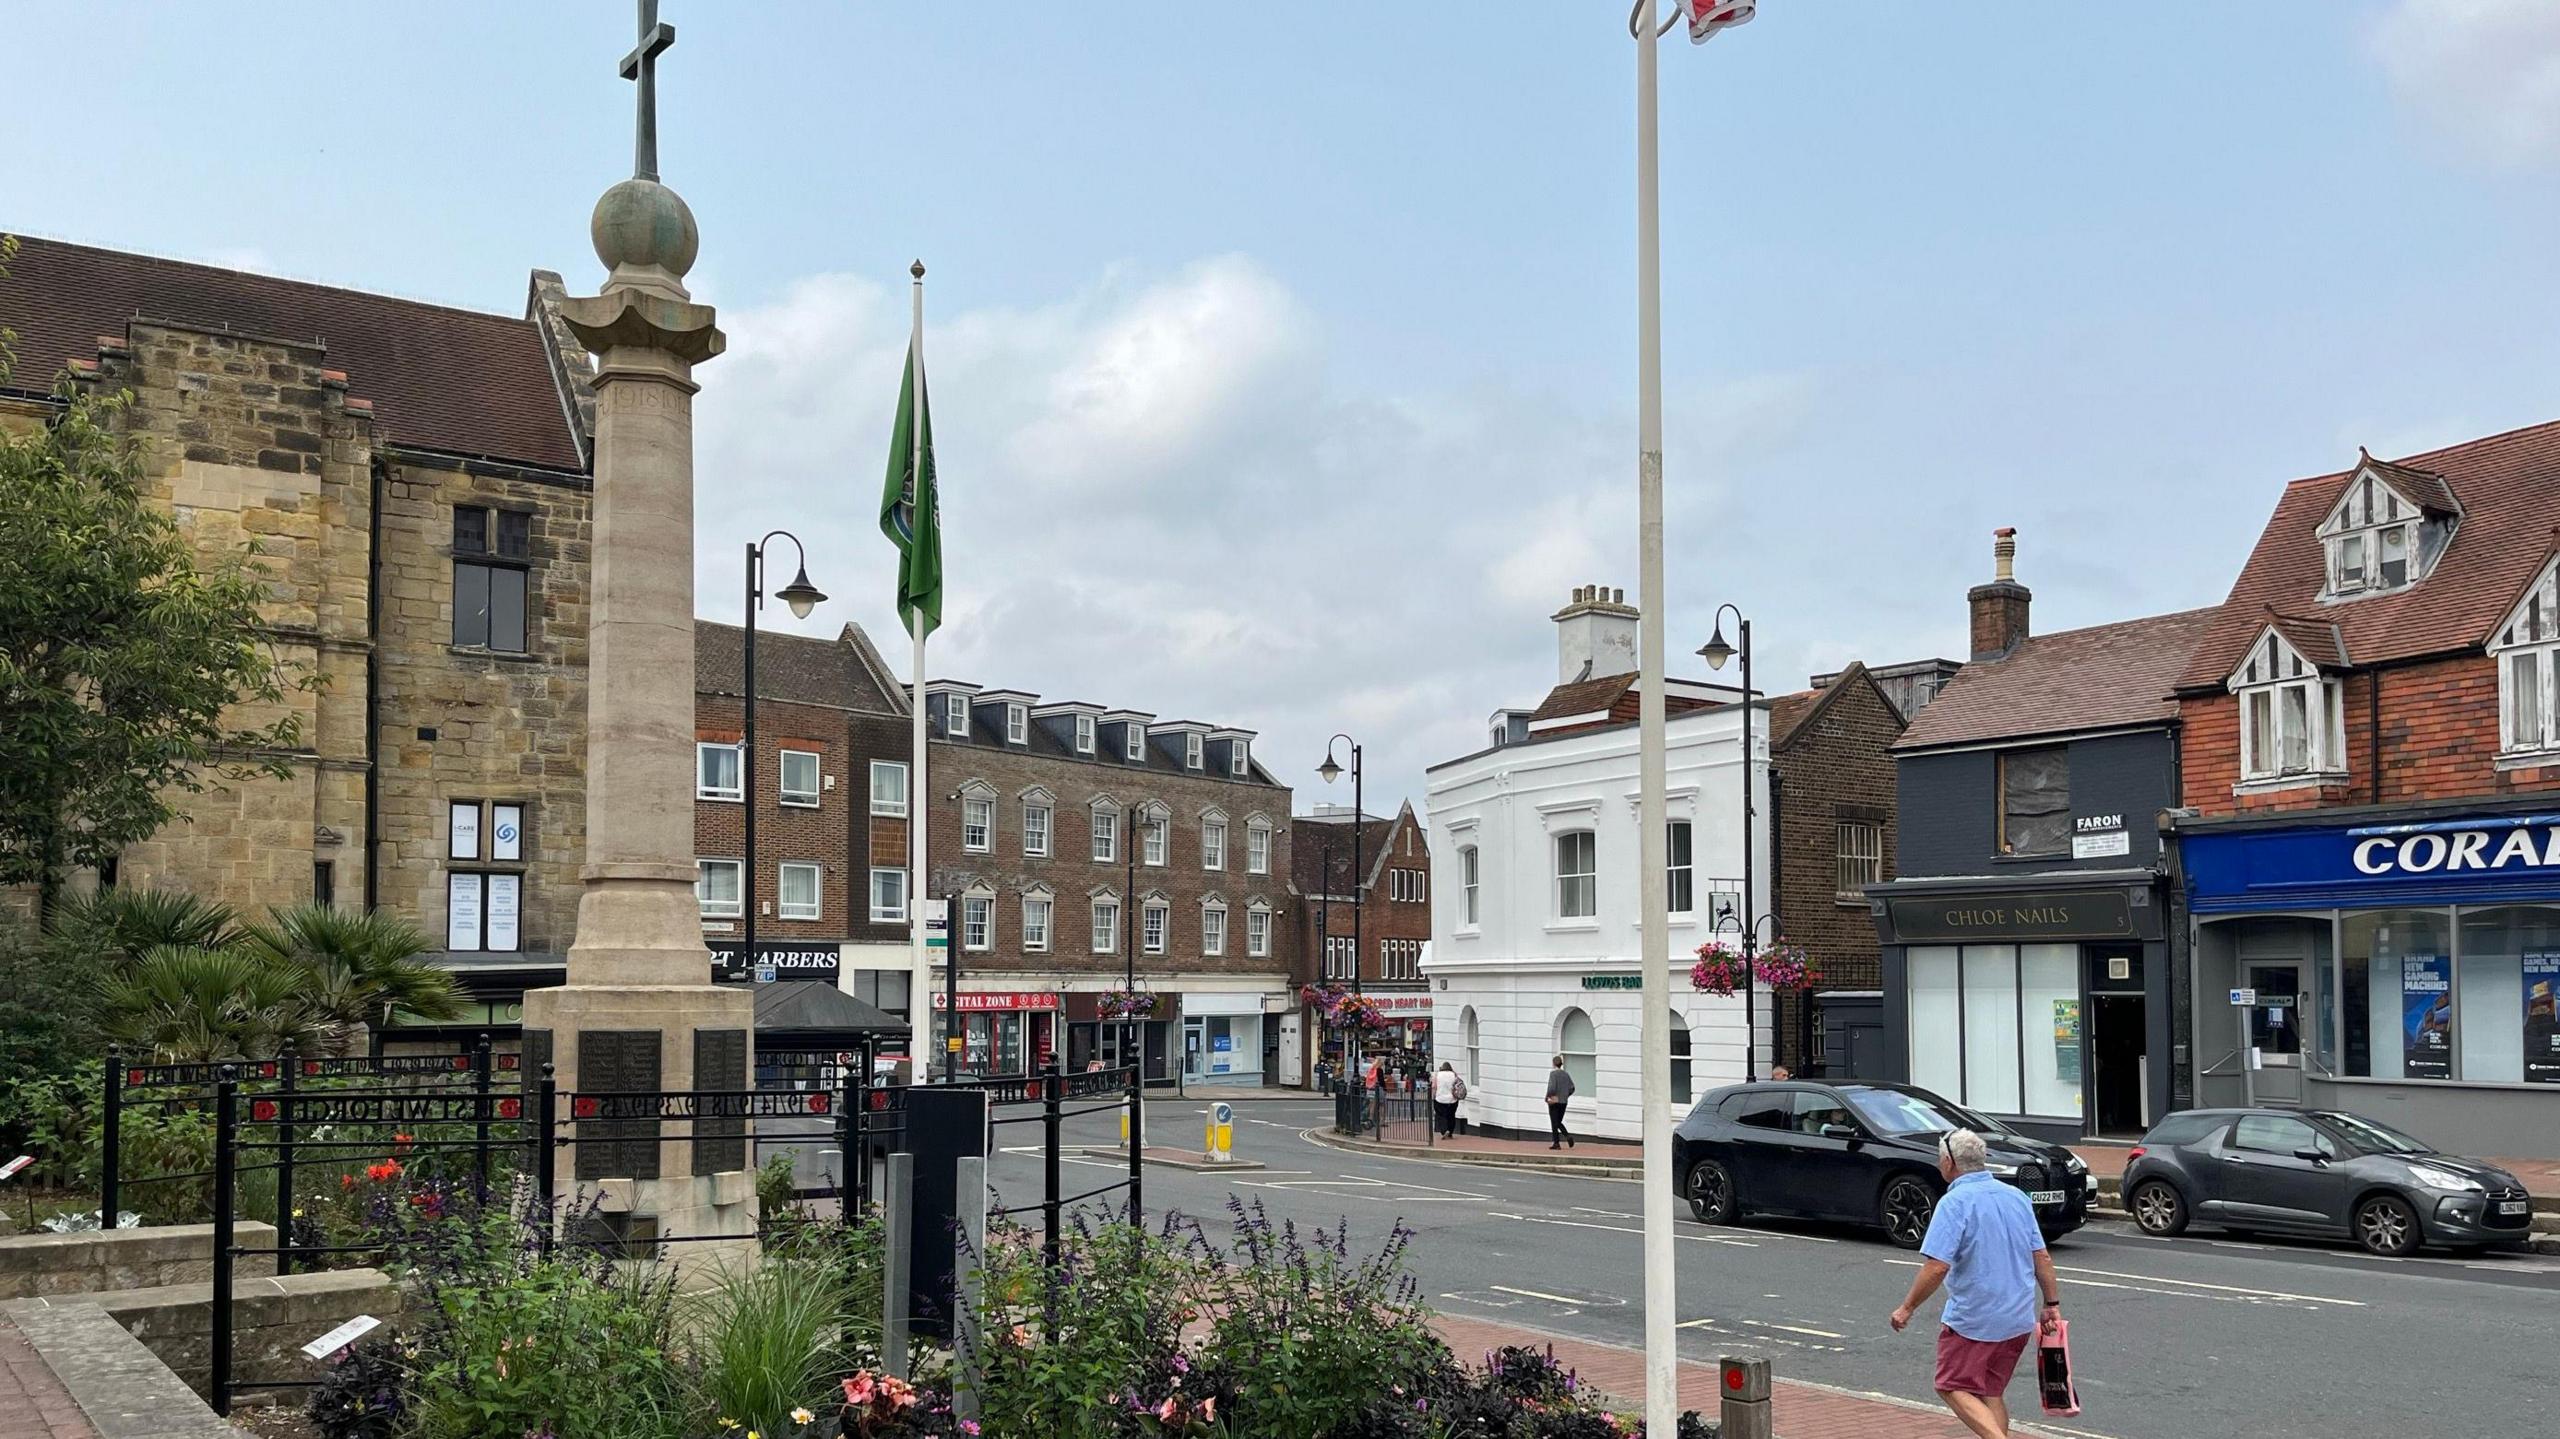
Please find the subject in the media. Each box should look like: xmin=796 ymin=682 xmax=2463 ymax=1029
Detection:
xmin=2179 ymin=805 xmax=2560 ymax=1158
xmin=1180 ymin=992 xmax=1272 ymax=1087
xmin=1063 ymin=991 xmax=1180 ymax=1086
xmin=1313 ymin=992 xmax=1436 ymax=1090
xmin=928 ymin=989 xmax=1060 ymax=1079
xmin=1874 ymin=872 xmax=2173 ymax=1144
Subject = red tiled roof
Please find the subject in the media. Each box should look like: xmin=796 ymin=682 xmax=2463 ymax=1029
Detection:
xmin=2178 ymin=419 xmax=2560 ymax=692
xmin=2260 ymin=610 xmax=2349 ymax=671
xmin=1896 ymin=608 xmax=2219 ymax=751
xmin=1529 ymin=673 xmax=1637 ymax=723
xmin=1766 ymin=689 xmax=1821 ymax=745
xmin=0 ymin=235 xmax=583 ymax=472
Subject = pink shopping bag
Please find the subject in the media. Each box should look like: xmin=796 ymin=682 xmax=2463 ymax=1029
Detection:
xmin=2037 ymin=1318 xmax=2082 ymax=1417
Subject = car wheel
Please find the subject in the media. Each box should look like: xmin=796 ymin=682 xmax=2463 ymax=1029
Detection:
xmin=2129 ymin=1179 xmax=2189 ymax=1237
xmin=1686 ymin=1158 xmax=1738 ymax=1225
xmin=2354 ymin=1194 xmax=2421 ymax=1256
xmin=1879 ymin=1174 xmax=1940 ymax=1250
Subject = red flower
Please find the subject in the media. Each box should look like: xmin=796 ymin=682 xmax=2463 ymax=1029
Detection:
xmin=365 ymin=1160 xmax=402 ymax=1184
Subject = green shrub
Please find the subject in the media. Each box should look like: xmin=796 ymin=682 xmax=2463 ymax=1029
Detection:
xmin=683 ymin=1233 xmax=859 ymax=1437
xmin=406 ymin=1258 xmax=683 ymax=1439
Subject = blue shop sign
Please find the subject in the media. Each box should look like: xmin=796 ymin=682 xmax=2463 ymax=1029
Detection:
xmin=2184 ymin=812 xmax=2560 ymax=914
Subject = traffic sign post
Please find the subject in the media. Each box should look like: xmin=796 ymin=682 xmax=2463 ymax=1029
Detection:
xmin=1204 ymin=1101 xmax=1234 ymax=1162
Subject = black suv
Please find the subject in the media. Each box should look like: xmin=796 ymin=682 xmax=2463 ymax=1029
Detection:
xmin=1672 ymin=1081 xmax=2095 ymax=1248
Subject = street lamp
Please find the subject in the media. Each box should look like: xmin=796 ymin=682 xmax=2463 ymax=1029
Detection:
xmin=742 ymin=531 xmax=826 ymax=977
xmin=1712 ymin=910 xmax=1777 ymax=1083
xmin=1319 ymin=735 xmax=1364 ymax=1107
xmin=1699 ymin=604 xmax=1759 ymax=1080
xmin=1629 ymin=3 xmax=1753 ymax=1431
xmin=1121 ymin=799 xmax=1162 ymax=1080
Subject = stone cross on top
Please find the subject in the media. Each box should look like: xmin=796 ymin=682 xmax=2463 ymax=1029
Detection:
xmin=621 ymin=0 xmax=676 ymax=182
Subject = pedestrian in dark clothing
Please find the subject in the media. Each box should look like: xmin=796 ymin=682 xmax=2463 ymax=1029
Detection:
xmin=1544 ymin=1055 xmax=1576 ymax=1149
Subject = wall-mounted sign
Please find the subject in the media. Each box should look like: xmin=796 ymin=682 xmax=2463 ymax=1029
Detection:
xmin=709 ymin=942 xmax=840 ymax=984
xmin=2185 ymin=814 xmax=2560 ymax=913
xmin=1582 ymin=974 xmax=1642 ymax=990
xmin=2071 ymin=814 xmax=2130 ymax=861
xmin=931 ymin=990 xmax=1061 ymax=1012
xmin=2229 ymin=987 xmax=2256 ymax=1006
xmin=1887 ymin=889 xmax=2136 ymax=942
xmin=2402 ymin=954 xmax=2452 ymax=1080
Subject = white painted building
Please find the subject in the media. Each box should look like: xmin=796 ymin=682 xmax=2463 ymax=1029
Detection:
xmin=1424 ymin=586 xmax=1772 ymax=1142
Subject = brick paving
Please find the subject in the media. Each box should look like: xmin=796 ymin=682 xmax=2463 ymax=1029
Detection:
xmin=0 ymin=1315 xmax=99 ymax=1439
xmin=1432 ymin=1313 xmax=2065 ymax=1439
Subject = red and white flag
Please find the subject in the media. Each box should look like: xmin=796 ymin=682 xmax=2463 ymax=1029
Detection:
xmin=1686 ymin=0 xmax=1755 ymax=44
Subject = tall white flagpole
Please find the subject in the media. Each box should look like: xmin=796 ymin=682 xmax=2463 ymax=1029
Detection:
xmin=907 ymin=263 xmax=934 ymax=1077
xmin=1634 ymin=5 xmax=1679 ymax=1433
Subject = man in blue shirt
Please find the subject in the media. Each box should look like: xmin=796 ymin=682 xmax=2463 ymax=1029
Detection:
xmin=1889 ymin=1129 xmax=2064 ymax=1438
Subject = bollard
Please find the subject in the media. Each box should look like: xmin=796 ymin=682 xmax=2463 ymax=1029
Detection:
xmin=953 ymin=1156 xmax=988 ymax=1426
xmin=99 ymin=1049 xmax=122 ymax=1224
xmin=1718 ymin=1355 xmax=1772 ymax=1439
xmin=1041 ymin=1076 xmax=1062 ymax=1269
xmin=1204 ymin=1101 xmax=1233 ymax=1163
xmin=881 ymin=1152 xmax=913 ymax=1380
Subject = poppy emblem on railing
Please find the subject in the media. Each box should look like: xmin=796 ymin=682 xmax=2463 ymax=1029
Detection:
xmin=496 ymin=1098 xmax=523 ymax=1120
xmin=806 ymin=1092 xmax=831 ymax=1114
xmin=250 ymin=1100 xmax=278 ymax=1122
xmin=572 ymin=1096 xmax=600 ymax=1119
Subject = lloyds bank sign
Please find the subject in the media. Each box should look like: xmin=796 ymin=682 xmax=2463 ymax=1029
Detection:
xmin=2184 ymin=813 xmax=2560 ymax=915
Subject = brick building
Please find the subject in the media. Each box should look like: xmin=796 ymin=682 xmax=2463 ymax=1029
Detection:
xmin=1291 ymin=801 xmax=1433 ymax=1086
xmin=0 ymin=237 xmax=595 ymax=1039
xmin=1764 ymin=662 xmax=1906 ymax=1075
xmin=910 ymin=681 xmax=1294 ymax=1085
xmin=2169 ymin=424 xmax=2560 ymax=1159
xmin=689 ymin=621 xmax=912 ymax=1014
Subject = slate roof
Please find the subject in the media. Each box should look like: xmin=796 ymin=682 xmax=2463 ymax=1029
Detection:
xmin=1768 ymin=662 xmax=1903 ymax=751
xmin=922 ymin=688 xmax=1281 ymax=789
xmin=0 ymin=234 xmax=583 ymax=472
xmin=696 ymin=622 xmax=904 ymax=714
xmin=2177 ymin=419 xmax=2560 ymax=692
xmin=1292 ymin=810 xmax=1400 ymax=896
xmin=2260 ymin=611 xmax=2350 ymax=671
xmin=1896 ymin=608 xmax=2219 ymax=751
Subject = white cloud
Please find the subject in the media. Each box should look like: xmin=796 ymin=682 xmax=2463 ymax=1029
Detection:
xmin=2368 ymin=0 xmax=2560 ymax=166
xmin=692 ymin=256 xmax=1814 ymax=808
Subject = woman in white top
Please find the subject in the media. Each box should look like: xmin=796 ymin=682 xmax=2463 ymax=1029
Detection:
xmin=1431 ymin=1061 xmax=1463 ymax=1137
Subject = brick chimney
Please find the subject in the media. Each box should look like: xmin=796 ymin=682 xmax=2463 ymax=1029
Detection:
xmin=1552 ymin=583 xmax=1640 ymax=683
xmin=1967 ymin=528 xmax=2032 ymax=660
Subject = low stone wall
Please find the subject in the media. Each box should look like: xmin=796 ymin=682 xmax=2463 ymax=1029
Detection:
xmin=81 ymin=1268 xmax=400 ymax=1402
xmin=2 ymin=1300 xmax=242 ymax=1438
xmin=0 ymin=1224 xmax=276 ymax=1301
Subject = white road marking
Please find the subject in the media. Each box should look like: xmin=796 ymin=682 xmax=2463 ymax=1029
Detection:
xmin=1488 ymin=1283 xmax=1599 ymax=1306
xmin=1739 ymin=1317 xmax=1846 ymax=1339
xmin=1229 ymin=1175 xmax=1489 ymax=1203
xmin=1675 ymin=1317 xmax=1844 ymax=1353
xmin=1883 ymin=1258 xmax=2364 ymax=1308
xmin=1489 ymin=1211 xmax=1756 ymax=1247
xmin=1571 ymin=1206 xmax=1640 ymax=1219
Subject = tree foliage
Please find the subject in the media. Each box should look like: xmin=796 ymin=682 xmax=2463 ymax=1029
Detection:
xmin=0 ymin=376 xmax=310 ymax=908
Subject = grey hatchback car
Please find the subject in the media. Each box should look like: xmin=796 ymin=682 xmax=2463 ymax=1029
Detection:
xmin=2121 ymin=1107 xmax=2533 ymax=1256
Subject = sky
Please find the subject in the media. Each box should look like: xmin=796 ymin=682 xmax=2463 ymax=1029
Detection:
xmin=8 ymin=1 xmax=2560 ymax=810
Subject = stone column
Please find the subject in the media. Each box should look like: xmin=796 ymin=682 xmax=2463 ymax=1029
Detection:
xmin=520 ymin=176 xmax=756 ymax=1256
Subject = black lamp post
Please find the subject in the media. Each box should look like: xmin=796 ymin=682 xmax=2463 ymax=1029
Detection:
xmin=1699 ymin=608 xmax=1758 ymax=1081
xmin=1317 ymin=736 xmax=1364 ymax=1096
xmin=742 ymin=532 xmax=825 ymax=976
xmin=1712 ymin=911 xmax=1778 ymax=1083
xmin=1122 ymin=800 xmax=1161 ymax=1080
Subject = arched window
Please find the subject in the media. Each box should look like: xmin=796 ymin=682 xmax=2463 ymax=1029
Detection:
xmin=1558 ymin=1007 xmax=1597 ymax=1097
xmin=1462 ymin=1006 xmax=1481 ymax=1089
xmin=1670 ymin=1016 xmax=1694 ymax=1106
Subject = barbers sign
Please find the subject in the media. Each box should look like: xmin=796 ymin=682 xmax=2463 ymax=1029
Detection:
xmin=709 ymin=942 xmax=840 ymax=984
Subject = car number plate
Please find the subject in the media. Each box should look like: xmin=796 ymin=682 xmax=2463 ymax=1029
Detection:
xmin=2498 ymin=1199 xmax=2529 ymax=1216
xmin=2029 ymin=1190 xmax=2065 ymax=1205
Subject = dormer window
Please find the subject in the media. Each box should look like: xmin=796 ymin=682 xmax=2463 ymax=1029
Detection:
xmin=2229 ymin=628 xmax=2344 ymax=783
xmin=2318 ymin=462 xmax=2454 ymax=600
xmin=2492 ymin=555 xmax=2560 ymax=757
xmin=1126 ymin=725 xmax=1146 ymax=762
xmin=1007 ymin=704 xmax=1028 ymax=745
xmin=1075 ymin=714 xmax=1097 ymax=755
xmin=1229 ymin=741 xmax=1247 ymax=777
xmin=943 ymin=693 xmax=970 ymax=738
xmin=1185 ymin=734 xmax=1204 ymax=770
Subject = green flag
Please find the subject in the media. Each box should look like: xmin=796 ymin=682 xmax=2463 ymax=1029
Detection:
xmin=878 ymin=338 xmax=942 ymax=639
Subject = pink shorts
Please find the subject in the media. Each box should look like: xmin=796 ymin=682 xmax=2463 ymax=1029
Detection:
xmin=1934 ymin=1327 xmax=2030 ymax=1397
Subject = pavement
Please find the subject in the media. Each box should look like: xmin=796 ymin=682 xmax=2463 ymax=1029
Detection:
xmin=0 ymin=1316 xmax=98 ymax=1439
xmin=986 ymin=1096 xmax=2560 ymax=1439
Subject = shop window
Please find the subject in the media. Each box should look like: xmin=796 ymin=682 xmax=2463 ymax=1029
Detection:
xmin=1554 ymin=830 xmax=1597 ymax=919
xmin=1666 ymin=822 xmax=1694 ymax=917
xmin=1996 ymin=747 xmax=2068 ymax=856
xmin=1908 ymin=946 xmax=1963 ymax=1100
xmin=2342 ymin=909 xmax=2454 ymax=1080
xmin=2457 ymin=905 xmax=2560 ymax=1084
xmin=2019 ymin=944 xmax=2080 ymax=1118
xmin=1558 ymin=1007 xmax=1597 ymax=1099
xmin=1670 ymin=1019 xmax=1693 ymax=1106
xmin=1961 ymin=947 xmax=2023 ymax=1114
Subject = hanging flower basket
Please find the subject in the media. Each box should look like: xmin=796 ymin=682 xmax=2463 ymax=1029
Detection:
xmin=1690 ymin=938 xmax=1817 ymax=996
xmin=1301 ymin=984 xmax=1398 ymax=1035
xmin=1096 ymin=988 xmax=1159 ymax=1020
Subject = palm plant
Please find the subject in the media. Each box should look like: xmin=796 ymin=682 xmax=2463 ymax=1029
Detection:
xmin=95 ymin=943 xmax=322 ymax=1062
xmin=238 ymin=904 xmax=463 ymax=1055
xmin=46 ymin=886 xmax=241 ymax=972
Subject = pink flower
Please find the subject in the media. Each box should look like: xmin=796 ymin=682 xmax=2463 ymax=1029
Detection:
xmin=1197 ymin=1397 xmax=1217 ymax=1422
xmin=1156 ymin=1397 xmax=1182 ymax=1423
xmin=842 ymin=1373 xmax=875 ymax=1407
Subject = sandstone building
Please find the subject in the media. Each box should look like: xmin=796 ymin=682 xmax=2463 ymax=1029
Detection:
xmin=1 ymin=236 xmax=597 ymax=1032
